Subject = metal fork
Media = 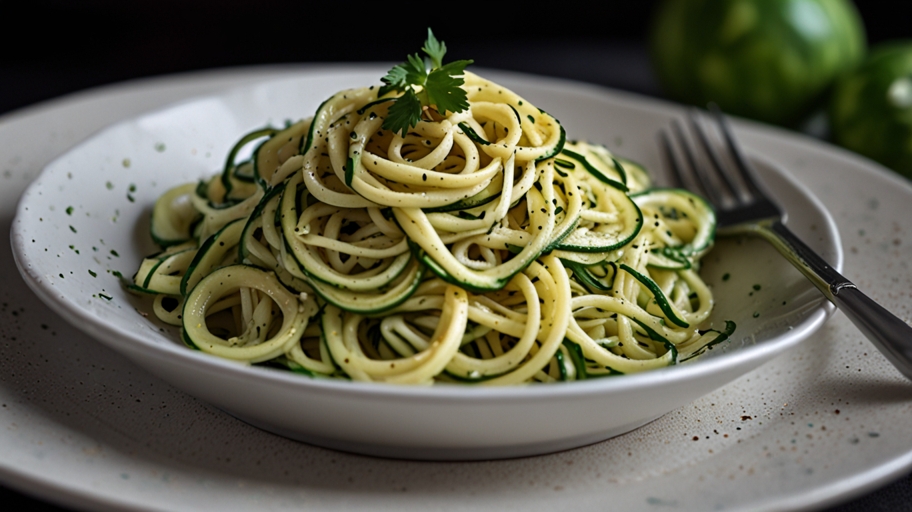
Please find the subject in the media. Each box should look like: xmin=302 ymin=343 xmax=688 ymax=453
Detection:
xmin=660 ymin=104 xmax=912 ymax=380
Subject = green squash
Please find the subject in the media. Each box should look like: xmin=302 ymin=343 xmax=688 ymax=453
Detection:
xmin=650 ymin=0 xmax=866 ymax=126
xmin=830 ymin=41 xmax=912 ymax=179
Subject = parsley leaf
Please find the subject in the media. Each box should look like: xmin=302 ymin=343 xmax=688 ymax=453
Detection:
xmin=422 ymin=28 xmax=446 ymax=69
xmin=381 ymin=65 xmax=410 ymax=92
xmin=384 ymin=89 xmax=423 ymax=136
xmin=380 ymin=53 xmax=426 ymax=95
xmin=380 ymin=28 xmax=473 ymax=136
xmin=426 ymin=61 xmax=471 ymax=115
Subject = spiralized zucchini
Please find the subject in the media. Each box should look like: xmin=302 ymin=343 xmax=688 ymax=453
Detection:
xmin=131 ymin=71 xmax=734 ymax=385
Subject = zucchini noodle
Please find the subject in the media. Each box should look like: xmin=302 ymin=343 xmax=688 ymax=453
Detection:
xmin=130 ymin=71 xmax=734 ymax=385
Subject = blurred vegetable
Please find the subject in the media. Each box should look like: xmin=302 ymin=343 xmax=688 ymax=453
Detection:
xmin=830 ymin=41 xmax=912 ymax=179
xmin=650 ymin=0 xmax=866 ymax=126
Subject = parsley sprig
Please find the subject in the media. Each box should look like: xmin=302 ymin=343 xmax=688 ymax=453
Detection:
xmin=379 ymin=29 xmax=473 ymax=136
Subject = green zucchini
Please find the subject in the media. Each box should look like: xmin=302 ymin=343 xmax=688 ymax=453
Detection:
xmin=131 ymin=241 xmax=198 ymax=295
xmin=221 ymin=126 xmax=278 ymax=194
xmin=632 ymin=188 xmax=716 ymax=257
xmin=306 ymin=257 xmax=425 ymax=315
xmin=180 ymin=217 xmax=246 ymax=296
xmin=150 ymin=183 xmax=202 ymax=247
xmin=254 ymin=119 xmax=311 ymax=186
xmin=620 ymin=263 xmax=689 ymax=328
xmin=560 ymin=148 xmax=628 ymax=192
xmin=647 ymin=246 xmax=692 ymax=270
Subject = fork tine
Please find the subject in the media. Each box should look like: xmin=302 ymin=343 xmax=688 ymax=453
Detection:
xmin=687 ymin=109 xmax=741 ymax=201
xmin=708 ymin=103 xmax=765 ymax=198
xmin=670 ymin=118 xmax=722 ymax=204
xmin=657 ymin=129 xmax=685 ymax=189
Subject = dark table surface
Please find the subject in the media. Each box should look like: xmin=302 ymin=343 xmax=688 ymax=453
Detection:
xmin=2 ymin=2 xmax=910 ymax=510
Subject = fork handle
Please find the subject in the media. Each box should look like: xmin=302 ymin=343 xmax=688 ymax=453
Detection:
xmin=759 ymin=220 xmax=912 ymax=380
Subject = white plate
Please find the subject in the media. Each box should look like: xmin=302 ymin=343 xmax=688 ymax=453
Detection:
xmin=1 ymin=65 xmax=910 ymax=510
xmin=11 ymin=67 xmax=839 ymax=461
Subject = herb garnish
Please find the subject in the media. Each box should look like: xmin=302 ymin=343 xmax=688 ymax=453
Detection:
xmin=379 ymin=29 xmax=473 ymax=136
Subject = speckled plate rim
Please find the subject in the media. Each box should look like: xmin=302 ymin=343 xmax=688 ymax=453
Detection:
xmin=9 ymin=68 xmax=840 ymax=405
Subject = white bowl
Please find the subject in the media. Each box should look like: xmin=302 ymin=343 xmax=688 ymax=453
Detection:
xmin=10 ymin=68 xmax=841 ymax=460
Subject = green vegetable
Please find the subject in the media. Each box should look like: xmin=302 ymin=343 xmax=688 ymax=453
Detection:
xmin=649 ymin=0 xmax=865 ymax=126
xmin=830 ymin=41 xmax=912 ymax=179
xmin=380 ymin=29 xmax=474 ymax=136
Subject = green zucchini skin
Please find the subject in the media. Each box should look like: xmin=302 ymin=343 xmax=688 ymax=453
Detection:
xmin=564 ymin=260 xmax=618 ymax=293
xmin=647 ymin=246 xmax=692 ymax=270
xmin=254 ymin=119 xmax=311 ymax=187
xmin=306 ymin=258 xmax=425 ymax=315
xmin=560 ymin=148 xmax=628 ymax=192
xmin=150 ymin=183 xmax=201 ymax=248
xmin=180 ymin=218 xmax=246 ymax=296
xmin=221 ymin=127 xmax=278 ymax=193
xmin=680 ymin=320 xmax=737 ymax=362
xmin=238 ymin=182 xmax=286 ymax=267
xmin=552 ymin=144 xmax=644 ymax=254
xmin=620 ymin=263 xmax=690 ymax=328
xmin=632 ymin=188 xmax=716 ymax=258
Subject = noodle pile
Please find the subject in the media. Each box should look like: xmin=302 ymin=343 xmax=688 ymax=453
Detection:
xmin=131 ymin=71 xmax=733 ymax=385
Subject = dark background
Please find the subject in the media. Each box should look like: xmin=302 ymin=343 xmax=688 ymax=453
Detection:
xmin=1 ymin=1 xmax=908 ymax=116
xmin=2 ymin=1 xmax=910 ymax=510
